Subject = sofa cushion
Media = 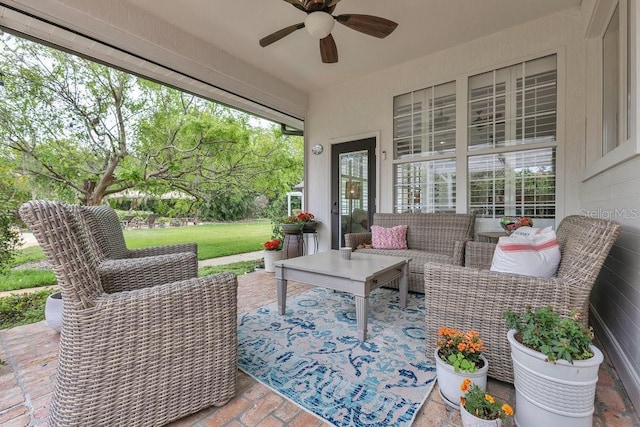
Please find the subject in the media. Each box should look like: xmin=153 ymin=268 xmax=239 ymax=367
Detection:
xmin=371 ymin=225 xmax=408 ymax=249
xmin=356 ymin=248 xmax=454 ymax=274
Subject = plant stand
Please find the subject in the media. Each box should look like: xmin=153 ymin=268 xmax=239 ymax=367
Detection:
xmin=434 ymin=349 xmax=488 ymax=409
xmin=263 ymin=250 xmax=283 ymax=272
xmin=507 ymin=329 xmax=603 ymax=427
xmin=45 ymin=291 xmax=63 ymax=332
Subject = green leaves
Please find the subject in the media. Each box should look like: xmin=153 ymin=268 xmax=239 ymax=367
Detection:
xmin=504 ymin=306 xmax=594 ymax=363
xmin=448 ymin=352 xmax=478 ymax=373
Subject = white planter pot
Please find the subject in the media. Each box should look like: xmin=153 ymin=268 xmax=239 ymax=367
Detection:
xmin=45 ymin=291 xmax=63 ymax=333
xmin=461 ymin=403 xmax=502 ymax=427
xmin=435 ymin=348 xmax=489 ymax=409
xmin=507 ymin=329 xmax=603 ymax=427
xmin=263 ymin=250 xmax=283 ymax=273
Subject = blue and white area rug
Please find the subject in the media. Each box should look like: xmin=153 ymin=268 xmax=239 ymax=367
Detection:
xmin=238 ymin=288 xmax=436 ymax=427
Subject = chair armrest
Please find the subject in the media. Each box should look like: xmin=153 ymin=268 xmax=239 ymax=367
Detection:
xmin=128 ymin=243 xmax=198 ymax=258
xmin=424 ymin=263 xmax=571 ymax=383
xmin=451 ymin=240 xmax=469 ymax=266
xmin=464 ymin=241 xmax=497 ymax=269
xmin=98 ymin=252 xmax=198 ymax=293
xmin=344 ymin=232 xmax=372 ymax=249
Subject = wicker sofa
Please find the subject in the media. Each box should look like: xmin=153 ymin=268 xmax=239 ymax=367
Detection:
xmin=424 ymin=215 xmax=621 ymax=383
xmin=344 ymin=213 xmax=476 ymax=293
xmin=20 ymin=201 xmax=238 ymax=426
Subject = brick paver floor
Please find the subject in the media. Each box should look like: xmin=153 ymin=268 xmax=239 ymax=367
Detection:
xmin=1 ymin=270 xmax=638 ymax=426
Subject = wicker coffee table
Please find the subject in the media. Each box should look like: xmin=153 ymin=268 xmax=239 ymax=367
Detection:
xmin=274 ymin=250 xmax=410 ymax=341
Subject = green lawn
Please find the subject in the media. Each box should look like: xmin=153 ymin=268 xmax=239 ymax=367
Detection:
xmin=124 ymin=221 xmax=271 ymax=260
xmin=0 ymin=220 xmax=271 ymax=292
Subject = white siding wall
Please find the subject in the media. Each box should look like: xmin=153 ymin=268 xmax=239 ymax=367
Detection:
xmin=581 ymin=158 xmax=640 ymax=409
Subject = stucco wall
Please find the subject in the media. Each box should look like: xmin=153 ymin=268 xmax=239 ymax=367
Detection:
xmin=305 ymin=8 xmax=587 ymax=250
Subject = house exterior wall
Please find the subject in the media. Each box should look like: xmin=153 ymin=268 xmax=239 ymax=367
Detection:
xmin=580 ymin=0 xmax=640 ymax=409
xmin=305 ymin=9 xmax=586 ymax=242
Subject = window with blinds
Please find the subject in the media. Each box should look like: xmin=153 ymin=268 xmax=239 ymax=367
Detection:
xmin=467 ymin=55 xmax=557 ymax=218
xmin=468 ymin=55 xmax=557 ymax=151
xmin=469 ymin=148 xmax=556 ymax=218
xmin=393 ymin=82 xmax=456 ymax=159
xmin=391 ymin=54 xmax=557 ymax=218
xmin=394 ymin=159 xmax=456 ymax=213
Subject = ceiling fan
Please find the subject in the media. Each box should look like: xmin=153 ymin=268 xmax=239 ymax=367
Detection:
xmin=259 ymin=0 xmax=398 ymax=64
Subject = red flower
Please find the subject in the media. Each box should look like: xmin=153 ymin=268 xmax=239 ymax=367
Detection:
xmin=263 ymin=239 xmax=282 ymax=251
xmin=296 ymin=212 xmax=315 ymax=222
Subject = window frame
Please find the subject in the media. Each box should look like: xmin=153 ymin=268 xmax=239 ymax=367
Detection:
xmin=391 ymin=51 xmax=563 ymax=224
xmin=583 ymin=0 xmax=638 ymax=179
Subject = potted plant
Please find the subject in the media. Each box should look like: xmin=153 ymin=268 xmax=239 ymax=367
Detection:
xmin=504 ymin=306 xmax=603 ymax=427
xmin=434 ymin=326 xmax=489 ymax=408
xmin=262 ymin=238 xmax=283 ymax=272
xmin=280 ymin=215 xmax=304 ymax=233
xmin=459 ymin=378 xmax=514 ymax=426
xmin=296 ymin=212 xmax=319 ymax=232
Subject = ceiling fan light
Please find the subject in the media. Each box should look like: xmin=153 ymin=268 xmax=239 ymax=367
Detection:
xmin=304 ymin=12 xmax=335 ymax=39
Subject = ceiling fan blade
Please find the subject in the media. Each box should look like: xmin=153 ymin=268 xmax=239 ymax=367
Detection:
xmin=282 ymin=0 xmax=306 ymax=12
xmin=335 ymin=14 xmax=398 ymax=38
xmin=319 ymin=34 xmax=338 ymax=63
xmin=259 ymin=23 xmax=305 ymax=47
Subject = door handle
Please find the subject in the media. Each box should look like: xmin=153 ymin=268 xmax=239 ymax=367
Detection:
xmin=331 ymin=209 xmax=339 ymax=215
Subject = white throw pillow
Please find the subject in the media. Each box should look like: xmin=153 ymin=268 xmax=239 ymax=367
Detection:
xmin=490 ymin=229 xmax=560 ymax=277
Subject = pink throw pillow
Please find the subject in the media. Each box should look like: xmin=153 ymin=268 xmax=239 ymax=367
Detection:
xmin=371 ymin=225 xmax=408 ymax=249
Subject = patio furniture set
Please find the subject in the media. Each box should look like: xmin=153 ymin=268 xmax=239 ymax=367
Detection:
xmin=20 ymin=200 xmax=621 ymax=425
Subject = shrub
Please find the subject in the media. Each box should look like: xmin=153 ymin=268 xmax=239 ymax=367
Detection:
xmin=0 ymin=290 xmax=53 ymax=329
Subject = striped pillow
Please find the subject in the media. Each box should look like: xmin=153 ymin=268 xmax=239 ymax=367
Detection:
xmin=490 ymin=229 xmax=560 ymax=277
xmin=371 ymin=225 xmax=408 ymax=249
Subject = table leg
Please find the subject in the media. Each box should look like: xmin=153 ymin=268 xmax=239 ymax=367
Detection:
xmin=355 ymin=295 xmax=368 ymax=341
xmin=399 ymin=263 xmax=408 ymax=309
xmin=276 ymin=277 xmax=287 ymax=315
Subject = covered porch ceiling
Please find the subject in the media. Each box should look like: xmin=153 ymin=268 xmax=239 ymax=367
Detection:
xmin=122 ymin=0 xmax=582 ymax=93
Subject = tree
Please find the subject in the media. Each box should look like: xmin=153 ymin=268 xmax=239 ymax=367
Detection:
xmin=0 ymin=33 xmax=302 ymax=208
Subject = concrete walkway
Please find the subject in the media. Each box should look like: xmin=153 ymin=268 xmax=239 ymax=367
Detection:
xmin=198 ymin=250 xmax=263 ymax=267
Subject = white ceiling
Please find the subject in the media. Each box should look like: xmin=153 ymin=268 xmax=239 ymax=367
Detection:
xmin=122 ymin=0 xmax=582 ymax=93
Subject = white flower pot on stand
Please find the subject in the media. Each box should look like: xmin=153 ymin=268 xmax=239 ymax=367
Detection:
xmin=507 ymin=329 xmax=603 ymax=427
xmin=434 ymin=348 xmax=489 ymax=408
xmin=263 ymin=250 xmax=283 ymax=273
xmin=45 ymin=291 xmax=63 ymax=332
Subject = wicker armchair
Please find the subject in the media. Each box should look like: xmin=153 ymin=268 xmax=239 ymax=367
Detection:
xmin=20 ymin=200 xmax=238 ymax=426
xmin=425 ymin=215 xmax=621 ymax=383
xmin=80 ymin=205 xmax=197 ymax=258
xmin=75 ymin=205 xmax=198 ymax=293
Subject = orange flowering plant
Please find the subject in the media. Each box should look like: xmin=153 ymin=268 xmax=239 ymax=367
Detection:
xmin=263 ymin=239 xmax=282 ymax=251
xmin=436 ymin=326 xmax=486 ymax=372
xmin=460 ymin=378 xmax=514 ymax=422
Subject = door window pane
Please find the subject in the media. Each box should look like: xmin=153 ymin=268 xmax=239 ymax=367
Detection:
xmin=340 ymin=151 xmax=369 ymax=234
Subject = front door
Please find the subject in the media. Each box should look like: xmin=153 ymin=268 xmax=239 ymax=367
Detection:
xmin=330 ymin=137 xmax=376 ymax=249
